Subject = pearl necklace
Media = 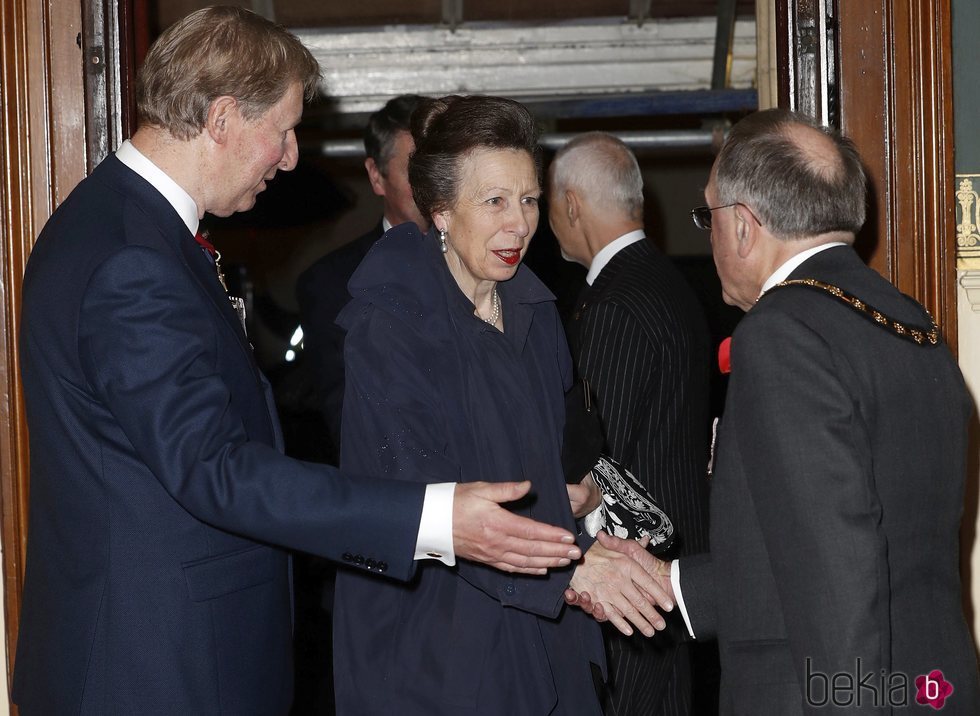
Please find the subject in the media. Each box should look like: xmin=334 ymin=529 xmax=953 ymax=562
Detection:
xmin=481 ymin=287 xmax=500 ymax=325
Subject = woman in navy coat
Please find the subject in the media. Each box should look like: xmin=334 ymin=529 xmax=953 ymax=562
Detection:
xmin=331 ymin=96 xmax=672 ymax=714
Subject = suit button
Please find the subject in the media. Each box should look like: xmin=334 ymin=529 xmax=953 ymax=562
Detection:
xmin=504 ymin=584 xmax=516 ymax=596
xmin=366 ymin=559 xmax=377 ymax=570
xmin=342 ymin=552 xmax=353 ymax=563
xmin=378 ymin=561 xmax=388 ymax=573
xmin=354 ymin=555 xmax=365 ymax=565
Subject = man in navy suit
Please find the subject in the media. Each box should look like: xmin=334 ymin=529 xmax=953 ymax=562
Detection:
xmin=550 ymin=132 xmax=711 ymax=716
xmin=297 ymin=94 xmax=427 ymax=458
xmin=13 ymin=8 xmax=586 ymax=714
xmin=575 ymin=109 xmax=980 ymax=714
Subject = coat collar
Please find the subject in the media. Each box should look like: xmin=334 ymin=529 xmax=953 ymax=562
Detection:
xmin=345 ymin=223 xmax=555 ymax=351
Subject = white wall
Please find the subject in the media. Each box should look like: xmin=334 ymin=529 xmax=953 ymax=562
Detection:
xmin=958 ymin=271 xmax=980 ymax=645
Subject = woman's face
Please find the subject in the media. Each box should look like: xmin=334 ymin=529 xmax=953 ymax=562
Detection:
xmin=434 ymin=147 xmax=540 ymax=295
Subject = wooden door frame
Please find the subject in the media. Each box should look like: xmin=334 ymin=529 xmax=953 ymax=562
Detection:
xmin=1 ymin=0 xmax=88 ymax=703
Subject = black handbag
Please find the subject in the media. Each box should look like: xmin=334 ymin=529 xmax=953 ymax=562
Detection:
xmin=562 ymin=380 xmax=674 ymax=553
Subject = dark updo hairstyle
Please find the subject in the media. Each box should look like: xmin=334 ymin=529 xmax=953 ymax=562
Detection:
xmin=408 ymin=95 xmax=542 ymax=219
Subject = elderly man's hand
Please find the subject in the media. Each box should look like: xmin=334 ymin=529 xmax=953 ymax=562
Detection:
xmin=567 ymin=532 xmax=674 ymax=637
xmin=453 ymin=481 xmax=582 ymax=575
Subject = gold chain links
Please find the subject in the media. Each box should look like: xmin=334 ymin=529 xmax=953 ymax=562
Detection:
xmin=770 ymin=278 xmax=940 ymax=346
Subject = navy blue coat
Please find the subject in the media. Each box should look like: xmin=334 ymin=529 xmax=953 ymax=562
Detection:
xmin=333 ymin=224 xmax=604 ymax=715
xmin=14 ymin=155 xmax=425 ymax=715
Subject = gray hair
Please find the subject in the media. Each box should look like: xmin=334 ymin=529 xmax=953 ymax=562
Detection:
xmin=136 ymin=6 xmax=321 ymax=141
xmin=714 ymin=108 xmax=867 ymax=239
xmin=550 ymin=132 xmax=644 ymax=222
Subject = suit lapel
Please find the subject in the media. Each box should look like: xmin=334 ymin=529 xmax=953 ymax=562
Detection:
xmin=102 ymin=156 xmax=253 ymax=351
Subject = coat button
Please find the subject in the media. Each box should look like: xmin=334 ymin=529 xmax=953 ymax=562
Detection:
xmin=354 ymin=554 xmax=365 ymax=565
xmin=366 ymin=559 xmax=377 ymax=570
xmin=504 ymin=584 xmax=516 ymax=596
xmin=342 ymin=552 xmax=353 ymax=562
xmin=378 ymin=561 xmax=388 ymax=573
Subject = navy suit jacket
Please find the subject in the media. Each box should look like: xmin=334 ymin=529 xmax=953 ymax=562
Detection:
xmin=681 ymin=246 xmax=980 ymax=714
xmin=14 ymin=155 xmax=425 ymax=715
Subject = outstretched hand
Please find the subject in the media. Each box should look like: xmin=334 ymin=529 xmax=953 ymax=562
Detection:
xmin=566 ymin=532 xmax=674 ymax=636
xmin=453 ymin=481 xmax=582 ymax=575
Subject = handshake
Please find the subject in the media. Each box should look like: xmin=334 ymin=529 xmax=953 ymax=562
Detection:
xmin=565 ymin=531 xmax=676 ymax=638
xmin=562 ymin=472 xmax=676 ymax=637
xmin=452 ymin=479 xmax=676 ymax=638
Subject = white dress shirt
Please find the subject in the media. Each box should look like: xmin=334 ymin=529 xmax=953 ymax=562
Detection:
xmin=586 ymin=229 xmax=646 ymax=285
xmin=115 ymin=141 xmax=456 ymax=564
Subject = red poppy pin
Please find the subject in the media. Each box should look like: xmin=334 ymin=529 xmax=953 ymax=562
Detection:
xmin=718 ymin=337 xmax=732 ymax=374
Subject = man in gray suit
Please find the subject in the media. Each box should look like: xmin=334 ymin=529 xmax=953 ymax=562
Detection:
xmin=573 ymin=108 xmax=980 ymax=714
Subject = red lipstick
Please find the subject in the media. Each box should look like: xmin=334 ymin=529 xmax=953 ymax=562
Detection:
xmin=493 ymin=249 xmax=521 ymax=266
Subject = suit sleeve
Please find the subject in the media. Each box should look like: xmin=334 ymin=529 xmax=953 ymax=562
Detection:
xmin=342 ymin=304 xmax=570 ymax=618
xmin=727 ymin=309 xmax=887 ymax=680
xmin=78 ymin=246 xmax=424 ymax=581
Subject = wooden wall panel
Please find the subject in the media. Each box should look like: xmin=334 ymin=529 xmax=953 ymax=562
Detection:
xmin=837 ymin=0 xmax=957 ymax=350
xmin=1 ymin=0 xmax=43 ymax=696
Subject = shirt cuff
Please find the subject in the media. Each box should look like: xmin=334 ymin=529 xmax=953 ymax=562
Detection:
xmin=671 ymin=559 xmax=696 ymax=639
xmin=414 ymin=482 xmax=456 ymax=566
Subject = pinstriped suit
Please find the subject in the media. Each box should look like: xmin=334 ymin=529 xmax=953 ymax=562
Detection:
xmin=568 ymin=237 xmax=712 ymax=716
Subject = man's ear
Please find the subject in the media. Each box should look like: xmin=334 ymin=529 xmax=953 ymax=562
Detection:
xmin=206 ymin=96 xmax=238 ymax=144
xmin=365 ymin=157 xmax=386 ymax=197
xmin=565 ymin=190 xmax=581 ymax=226
xmin=734 ymin=206 xmax=759 ymax=259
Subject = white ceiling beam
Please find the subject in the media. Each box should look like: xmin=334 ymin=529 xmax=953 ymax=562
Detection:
xmin=295 ymin=17 xmax=756 ymax=115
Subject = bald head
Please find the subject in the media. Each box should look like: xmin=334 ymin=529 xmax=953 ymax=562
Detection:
xmin=714 ymin=109 xmax=867 ymax=240
xmin=549 ymin=132 xmax=644 ymax=223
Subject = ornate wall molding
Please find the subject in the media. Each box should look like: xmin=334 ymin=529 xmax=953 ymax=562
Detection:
xmin=957 ymin=174 xmax=980 ymax=270
xmin=959 ymin=271 xmax=980 ymax=313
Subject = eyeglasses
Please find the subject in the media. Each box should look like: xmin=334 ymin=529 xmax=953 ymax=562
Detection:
xmin=690 ymin=203 xmax=763 ymax=231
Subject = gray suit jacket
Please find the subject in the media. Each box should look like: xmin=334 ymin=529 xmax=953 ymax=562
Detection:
xmin=682 ymin=245 xmax=979 ymax=714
